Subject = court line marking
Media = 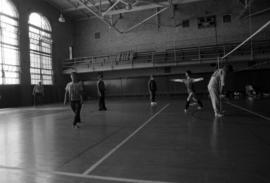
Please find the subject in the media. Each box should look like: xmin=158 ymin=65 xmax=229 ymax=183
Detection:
xmin=83 ymin=103 xmax=170 ymax=175
xmin=0 ymin=165 xmax=175 ymax=183
xmin=226 ymin=101 xmax=270 ymax=121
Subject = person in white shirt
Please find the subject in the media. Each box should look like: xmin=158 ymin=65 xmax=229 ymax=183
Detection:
xmin=64 ymin=72 xmax=83 ymax=128
xmin=32 ymin=81 xmax=44 ymax=106
xmin=208 ymin=65 xmax=233 ymax=117
xmin=245 ymin=85 xmax=256 ymax=98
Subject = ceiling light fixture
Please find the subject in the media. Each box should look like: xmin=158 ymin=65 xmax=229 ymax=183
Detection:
xmin=58 ymin=13 xmax=66 ymax=23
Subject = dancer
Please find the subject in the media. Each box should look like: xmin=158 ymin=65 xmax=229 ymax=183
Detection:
xmin=208 ymin=64 xmax=233 ymax=117
xmin=148 ymin=75 xmax=157 ymax=106
xmin=64 ymin=72 xmax=83 ymax=128
xmin=171 ymin=70 xmax=203 ymax=112
xmin=245 ymin=84 xmax=256 ymax=98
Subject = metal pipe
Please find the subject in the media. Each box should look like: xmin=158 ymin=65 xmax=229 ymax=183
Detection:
xmin=247 ymin=7 xmax=270 ymax=18
xmin=119 ymin=0 xmax=129 ymax=6
xmin=137 ymin=0 xmax=169 ymax=7
xmin=124 ymin=7 xmax=168 ymax=33
xmin=65 ymin=0 xmax=205 ymax=13
xmin=102 ymin=0 xmax=121 ymax=16
xmin=222 ymin=19 xmax=270 ymax=60
xmin=76 ymin=0 xmax=122 ymax=33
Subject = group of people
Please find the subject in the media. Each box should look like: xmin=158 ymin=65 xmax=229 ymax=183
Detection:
xmin=63 ymin=64 xmax=233 ymax=128
xmin=148 ymin=64 xmax=233 ymax=117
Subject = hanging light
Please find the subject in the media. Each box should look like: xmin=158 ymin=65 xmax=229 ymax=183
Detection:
xmin=125 ymin=3 xmax=132 ymax=10
xmin=58 ymin=13 xmax=65 ymax=23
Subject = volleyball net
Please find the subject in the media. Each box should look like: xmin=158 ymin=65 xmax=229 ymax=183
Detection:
xmin=216 ymin=19 xmax=270 ymax=112
xmin=217 ymin=19 xmax=270 ymax=70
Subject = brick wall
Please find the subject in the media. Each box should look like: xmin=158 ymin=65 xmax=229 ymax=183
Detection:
xmin=73 ymin=0 xmax=270 ymax=57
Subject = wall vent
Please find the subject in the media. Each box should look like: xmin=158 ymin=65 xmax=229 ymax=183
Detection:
xmin=198 ymin=15 xmax=216 ymax=29
xmin=223 ymin=15 xmax=231 ymax=23
xmin=94 ymin=32 xmax=100 ymax=39
xmin=182 ymin=20 xmax=190 ymax=28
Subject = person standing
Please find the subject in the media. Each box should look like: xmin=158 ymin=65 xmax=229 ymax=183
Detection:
xmin=97 ymin=75 xmax=107 ymax=111
xmin=32 ymin=81 xmax=44 ymax=106
xmin=64 ymin=72 xmax=83 ymax=128
xmin=148 ymin=75 xmax=157 ymax=106
xmin=171 ymin=70 xmax=203 ymax=112
xmin=208 ymin=64 xmax=233 ymax=117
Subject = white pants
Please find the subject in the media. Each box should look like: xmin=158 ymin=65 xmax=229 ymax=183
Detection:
xmin=208 ymin=84 xmax=220 ymax=114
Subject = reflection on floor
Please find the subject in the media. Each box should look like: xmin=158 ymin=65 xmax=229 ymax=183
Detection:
xmin=0 ymin=97 xmax=270 ymax=183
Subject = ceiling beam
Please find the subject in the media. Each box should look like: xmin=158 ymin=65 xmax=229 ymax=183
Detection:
xmin=66 ymin=0 xmax=92 ymax=19
xmin=103 ymin=3 xmax=168 ymax=15
xmin=102 ymin=0 xmax=122 ymax=16
xmin=64 ymin=0 xmax=208 ymax=13
xmin=75 ymin=0 xmax=123 ymax=33
xmin=247 ymin=7 xmax=270 ymax=17
xmin=71 ymin=0 xmax=206 ymax=33
xmin=64 ymin=0 xmax=110 ymax=12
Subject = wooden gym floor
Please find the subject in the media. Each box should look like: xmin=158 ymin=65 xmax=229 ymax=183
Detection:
xmin=0 ymin=97 xmax=270 ymax=183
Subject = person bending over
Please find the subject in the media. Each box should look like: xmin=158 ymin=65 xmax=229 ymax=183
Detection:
xmin=208 ymin=64 xmax=233 ymax=117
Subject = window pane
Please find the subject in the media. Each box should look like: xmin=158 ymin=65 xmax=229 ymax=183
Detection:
xmin=29 ymin=12 xmax=51 ymax=31
xmin=29 ymin=13 xmax=53 ymax=85
xmin=0 ymin=0 xmax=18 ymax=17
xmin=0 ymin=0 xmax=20 ymax=85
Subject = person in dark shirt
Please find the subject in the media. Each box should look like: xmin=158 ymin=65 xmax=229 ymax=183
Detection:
xmin=97 ymin=75 xmax=107 ymax=111
xmin=171 ymin=70 xmax=203 ymax=112
xmin=148 ymin=75 xmax=157 ymax=106
xmin=32 ymin=81 xmax=44 ymax=106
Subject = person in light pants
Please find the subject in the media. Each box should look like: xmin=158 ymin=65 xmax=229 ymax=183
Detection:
xmin=64 ymin=72 xmax=83 ymax=128
xmin=208 ymin=65 xmax=233 ymax=117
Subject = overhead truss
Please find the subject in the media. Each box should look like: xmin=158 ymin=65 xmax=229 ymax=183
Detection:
xmin=68 ymin=0 xmax=207 ymax=33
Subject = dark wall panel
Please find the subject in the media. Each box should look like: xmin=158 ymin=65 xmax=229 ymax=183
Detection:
xmin=79 ymin=69 xmax=270 ymax=99
xmin=106 ymin=79 xmax=123 ymax=96
xmin=124 ymin=77 xmax=148 ymax=96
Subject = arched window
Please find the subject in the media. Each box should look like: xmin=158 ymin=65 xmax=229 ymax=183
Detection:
xmin=0 ymin=0 xmax=20 ymax=84
xmin=29 ymin=12 xmax=53 ymax=85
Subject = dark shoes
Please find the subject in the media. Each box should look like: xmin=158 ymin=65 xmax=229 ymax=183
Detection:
xmin=73 ymin=122 xmax=81 ymax=129
xmin=99 ymin=108 xmax=107 ymax=111
xmin=73 ymin=124 xmax=80 ymax=129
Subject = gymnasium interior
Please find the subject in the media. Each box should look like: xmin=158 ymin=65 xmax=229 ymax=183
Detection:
xmin=0 ymin=0 xmax=270 ymax=182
